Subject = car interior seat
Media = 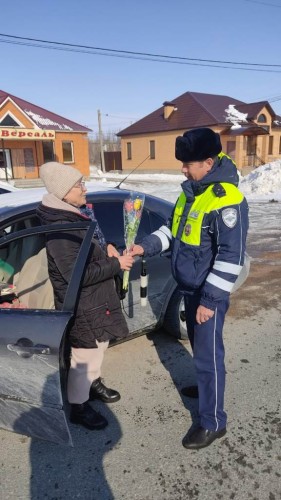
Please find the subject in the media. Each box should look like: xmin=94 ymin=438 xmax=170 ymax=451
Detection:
xmin=13 ymin=247 xmax=55 ymax=309
xmin=0 ymin=214 xmax=55 ymax=309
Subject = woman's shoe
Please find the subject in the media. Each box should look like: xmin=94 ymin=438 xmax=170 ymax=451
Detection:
xmin=70 ymin=402 xmax=108 ymax=430
xmin=89 ymin=377 xmax=121 ymax=403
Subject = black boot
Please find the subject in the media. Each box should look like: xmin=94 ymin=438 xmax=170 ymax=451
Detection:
xmin=70 ymin=401 xmax=108 ymax=430
xmin=182 ymin=426 xmax=226 ymax=449
xmin=89 ymin=377 xmax=121 ymax=403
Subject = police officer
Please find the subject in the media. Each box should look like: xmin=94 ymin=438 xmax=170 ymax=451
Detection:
xmin=131 ymin=128 xmax=249 ymax=449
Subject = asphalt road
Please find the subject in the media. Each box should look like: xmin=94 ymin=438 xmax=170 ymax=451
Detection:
xmin=0 ymin=202 xmax=280 ymax=500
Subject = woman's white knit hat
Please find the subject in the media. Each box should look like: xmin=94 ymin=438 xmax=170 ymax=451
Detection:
xmin=39 ymin=162 xmax=82 ymax=200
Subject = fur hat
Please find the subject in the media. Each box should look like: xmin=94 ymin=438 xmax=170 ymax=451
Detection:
xmin=39 ymin=162 xmax=82 ymax=200
xmin=175 ymin=128 xmax=222 ymax=162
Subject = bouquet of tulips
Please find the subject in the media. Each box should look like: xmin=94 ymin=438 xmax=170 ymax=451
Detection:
xmin=123 ymin=192 xmax=145 ymax=291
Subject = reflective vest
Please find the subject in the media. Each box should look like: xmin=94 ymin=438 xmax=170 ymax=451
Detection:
xmin=171 ymin=183 xmax=244 ymax=247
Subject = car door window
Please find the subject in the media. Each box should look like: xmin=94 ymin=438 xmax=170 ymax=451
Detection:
xmin=93 ymin=200 xmax=168 ymax=250
xmin=93 ymin=201 xmax=151 ymax=248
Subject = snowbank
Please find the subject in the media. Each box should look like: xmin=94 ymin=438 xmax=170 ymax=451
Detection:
xmin=239 ymin=160 xmax=281 ymax=201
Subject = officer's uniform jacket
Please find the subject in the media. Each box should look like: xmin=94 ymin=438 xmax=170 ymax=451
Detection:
xmin=141 ymin=154 xmax=249 ymax=310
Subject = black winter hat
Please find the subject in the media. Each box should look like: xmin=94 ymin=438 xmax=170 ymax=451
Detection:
xmin=175 ymin=127 xmax=222 ymax=162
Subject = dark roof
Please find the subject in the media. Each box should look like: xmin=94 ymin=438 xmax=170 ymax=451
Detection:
xmin=0 ymin=90 xmax=92 ymax=132
xmin=117 ymin=91 xmax=276 ymax=137
xmin=117 ymin=91 xmax=247 ymax=136
xmin=221 ymin=124 xmax=269 ymax=136
xmin=236 ymin=101 xmax=275 ymax=119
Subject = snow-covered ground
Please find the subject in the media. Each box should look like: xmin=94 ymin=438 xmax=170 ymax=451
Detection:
xmin=89 ymin=159 xmax=281 ymax=203
xmin=0 ymin=159 xmax=280 ymax=209
xmin=0 ymin=159 xmax=280 ymax=263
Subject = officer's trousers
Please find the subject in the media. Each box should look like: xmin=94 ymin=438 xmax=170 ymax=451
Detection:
xmin=184 ymin=293 xmax=229 ymax=431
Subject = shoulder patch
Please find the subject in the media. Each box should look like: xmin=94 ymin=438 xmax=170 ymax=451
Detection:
xmin=222 ymin=208 xmax=237 ymax=228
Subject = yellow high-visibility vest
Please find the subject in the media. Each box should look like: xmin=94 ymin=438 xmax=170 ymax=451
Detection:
xmin=172 ymin=183 xmax=244 ymax=247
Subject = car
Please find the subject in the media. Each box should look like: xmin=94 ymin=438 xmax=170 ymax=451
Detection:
xmin=0 ymin=180 xmax=19 ymax=194
xmin=0 ymin=184 xmax=186 ymax=445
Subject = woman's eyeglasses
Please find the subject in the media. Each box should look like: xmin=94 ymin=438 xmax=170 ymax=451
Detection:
xmin=73 ymin=181 xmax=86 ymax=189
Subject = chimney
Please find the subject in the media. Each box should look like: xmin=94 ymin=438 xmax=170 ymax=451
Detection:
xmin=163 ymin=101 xmax=177 ymax=120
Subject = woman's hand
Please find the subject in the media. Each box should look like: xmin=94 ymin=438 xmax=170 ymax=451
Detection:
xmin=118 ymin=254 xmax=134 ymax=271
xmin=107 ymin=243 xmax=120 ymax=258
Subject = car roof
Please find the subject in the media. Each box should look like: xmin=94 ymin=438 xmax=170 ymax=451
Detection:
xmin=0 ymin=182 xmax=117 ymax=208
xmin=0 ymin=182 xmax=173 ymax=223
xmin=0 ymin=180 xmax=19 ymax=193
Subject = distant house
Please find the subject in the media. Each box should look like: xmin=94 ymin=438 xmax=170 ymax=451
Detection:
xmin=0 ymin=90 xmax=92 ymax=180
xmin=117 ymin=91 xmax=281 ymax=172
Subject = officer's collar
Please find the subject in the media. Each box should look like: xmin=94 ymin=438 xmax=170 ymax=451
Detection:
xmin=181 ymin=179 xmax=208 ymax=198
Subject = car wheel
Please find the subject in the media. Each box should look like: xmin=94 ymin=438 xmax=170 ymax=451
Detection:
xmin=163 ymin=288 xmax=188 ymax=340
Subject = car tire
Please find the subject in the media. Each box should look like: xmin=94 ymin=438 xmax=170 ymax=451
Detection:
xmin=163 ymin=288 xmax=188 ymax=340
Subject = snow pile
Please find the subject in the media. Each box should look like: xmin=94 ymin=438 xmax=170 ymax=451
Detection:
xmin=239 ymin=160 xmax=281 ymax=201
xmin=225 ymin=104 xmax=248 ymax=128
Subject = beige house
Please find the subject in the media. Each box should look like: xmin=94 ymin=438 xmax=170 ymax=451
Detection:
xmin=117 ymin=92 xmax=281 ymax=173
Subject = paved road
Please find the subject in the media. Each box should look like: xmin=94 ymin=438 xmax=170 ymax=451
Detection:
xmin=0 ymin=200 xmax=280 ymax=500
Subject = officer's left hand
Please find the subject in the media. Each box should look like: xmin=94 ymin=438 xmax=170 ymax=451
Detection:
xmin=196 ymin=305 xmax=214 ymax=324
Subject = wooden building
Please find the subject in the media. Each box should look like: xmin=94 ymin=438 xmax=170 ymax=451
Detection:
xmin=0 ymin=90 xmax=91 ymax=180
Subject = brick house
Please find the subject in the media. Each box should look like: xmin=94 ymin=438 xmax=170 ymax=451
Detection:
xmin=117 ymin=91 xmax=281 ymax=173
xmin=0 ymin=90 xmax=91 ymax=180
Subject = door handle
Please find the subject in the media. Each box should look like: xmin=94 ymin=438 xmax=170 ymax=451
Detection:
xmin=7 ymin=337 xmax=51 ymax=358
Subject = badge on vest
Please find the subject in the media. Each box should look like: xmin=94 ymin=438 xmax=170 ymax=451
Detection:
xmin=222 ymin=208 xmax=237 ymax=228
xmin=184 ymin=223 xmax=192 ymax=236
xmin=189 ymin=210 xmax=200 ymax=219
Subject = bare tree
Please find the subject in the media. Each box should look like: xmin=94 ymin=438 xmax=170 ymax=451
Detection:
xmin=88 ymin=131 xmax=121 ymax=166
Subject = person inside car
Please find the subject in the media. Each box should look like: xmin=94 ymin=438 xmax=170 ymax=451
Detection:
xmin=37 ymin=161 xmax=134 ymax=431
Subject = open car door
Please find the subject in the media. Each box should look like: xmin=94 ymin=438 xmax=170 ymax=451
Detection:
xmin=0 ymin=221 xmax=95 ymax=445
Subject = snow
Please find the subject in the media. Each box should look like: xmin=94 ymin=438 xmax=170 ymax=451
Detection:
xmin=0 ymin=159 xmax=280 ymax=209
xmin=239 ymin=160 xmax=281 ymax=201
xmin=0 ymin=180 xmax=19 ymax=192
xmin=90 ymin=159 xmax=281 ymax=203
xmin=225 ymin=104 xmax=248 ymax=128
xmin=25 ymin=110 xmax=73 ymax=131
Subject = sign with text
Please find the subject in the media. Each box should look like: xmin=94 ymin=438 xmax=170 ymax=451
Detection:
xmin=0 ymin=128 xmax=56 ymax=140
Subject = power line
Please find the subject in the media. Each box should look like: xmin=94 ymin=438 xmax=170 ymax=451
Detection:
xmin=1 ymin=38 xmax=281 ymax=74
xmin=1 ymin=32 xmax=281 ymax=73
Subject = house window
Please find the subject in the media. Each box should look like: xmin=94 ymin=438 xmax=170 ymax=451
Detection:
xmin=257 ymin=114 xmax=267 ymax=123
xmin=268 ymin=136 xmax=273 ymax=155
xmin=42 ymin=141 xmax=55 ymax=162
xmin=149 ymin=140 xmax=155 ymax=159
xmin=127 ymin=142 xmax=132 ymax=160
xmin=62 ymin=141 xmax=74 ymax=163
xmin=0 ymin=114 xmax=21 ymax=127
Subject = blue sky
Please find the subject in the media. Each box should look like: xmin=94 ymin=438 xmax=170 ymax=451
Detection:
xmin=1 ymin=0 xmax=281 ymax=134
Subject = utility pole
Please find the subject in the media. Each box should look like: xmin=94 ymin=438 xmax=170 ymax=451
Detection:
xmin=97 ymin=109 xmax=105 ymax=173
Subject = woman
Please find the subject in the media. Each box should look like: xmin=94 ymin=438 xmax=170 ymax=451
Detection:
xmin=37 ymin=161 xmax=134 ymax=431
